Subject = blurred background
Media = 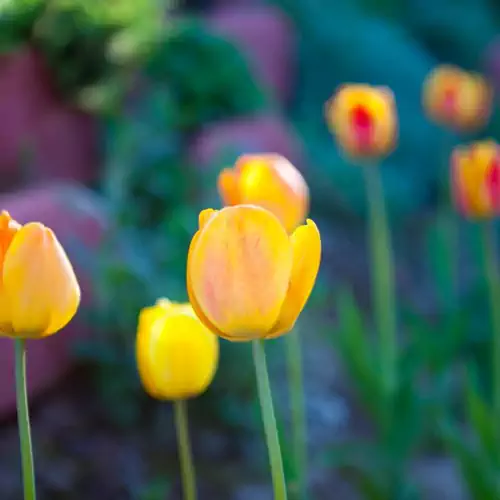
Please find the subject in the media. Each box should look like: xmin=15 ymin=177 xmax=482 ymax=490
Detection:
xmin=0 ymin=0 xmax=500 ymax=498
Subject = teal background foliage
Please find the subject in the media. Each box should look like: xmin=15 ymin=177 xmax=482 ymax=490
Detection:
xmin=274 ymin=0 xmax=500 ymax=220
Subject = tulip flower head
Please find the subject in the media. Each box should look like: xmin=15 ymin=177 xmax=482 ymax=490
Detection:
xmin=136 ymin=299 xmax=219 ymax=400
xmin=0 ymin=211 xmax=80 ymax=338
xmin=452 ymin=140 xmax=500 ymax=218
xmin=326 ymin=84 xmax=397 ymax=159
xmin=187 ymin=205 xmax=321 ymax=341
xmin=218 ymin=154 xmax=309 ymax=233
xmin=423 ymin=65 xmax=492 ymax=132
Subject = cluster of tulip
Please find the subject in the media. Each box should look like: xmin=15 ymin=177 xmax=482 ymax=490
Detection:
xmin=324 ymin=64 xmax=500 ymax=468
xmin=136 ymin=153 xmax=320 ymax=500
xmin=6 ymin=62 xmax=500 ymax=500
xmin=5 ymin=152 xmax=320 ymax=500
xmin=135 ymin=64 xmax=498 ymax=498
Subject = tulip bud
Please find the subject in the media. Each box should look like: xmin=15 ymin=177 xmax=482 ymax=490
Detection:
xmin=136 ymin=299 xmax=219 ymax=400
xmin=423 ymin=65 xmax=492 ymax=132
xmin=187 ymin=205 xmax=321 ymax=341
xmin=451 ymin=140 xmax=500 ymax=218
xmin=218 ymin=154 xmax=309 ymax=233
xmin=325 ymin=84 xmax=397 ymax=159
xmin=0 ymin=211 xmax=80 ymax=338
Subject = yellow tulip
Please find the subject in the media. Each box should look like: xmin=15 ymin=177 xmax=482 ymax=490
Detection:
xmin=218 ymin=154 xmax=309 ymax=233
xmin=423 ymin=65 xmax=492 ymax=132
xmin=187 ymin=205 xmax=321 ymax=341
xmin=451 ymin=140 xmax=500 ymax=218
xmin=0 ymin=211 xmax=80 ymax=338
xmin=325 ymin=84 xmax=397 ymax=159
xmin=136 ymin=299 xmax=219 ymax=400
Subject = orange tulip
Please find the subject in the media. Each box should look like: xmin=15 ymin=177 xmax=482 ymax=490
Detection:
xmin=0 ymin=211 xmax=80 ymax=338
xmin=451 ymin=140 xmax=500 ymax=218
xmin=187 ymin=205 xmax=321 ymax=341
xmin=325 ymin=84 xmax=397 ymax=159
xmin=136 ymin=299 xmax=219 ymax=400
xmin=423 ymin=65 xmax=492 ymax=132
xmin=218 ymin=154 xmax=309 ymax=233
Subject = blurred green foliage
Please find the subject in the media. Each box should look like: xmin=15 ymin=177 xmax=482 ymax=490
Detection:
xmin=443 ymin=372 xmax=500 ymax=500
xmin=137 ymin=478 xmax=171 ymax=500
xmin=321 ymin=213 xmax=500 ymax=498
xmin=441 ymin=225 xmax=500 ymax=499
xmin=0 ymin=0 xmax=166 ymax=112
xmin=144 ymin=22 xmax=267 ymax=131
xmin=324 ymin=287 xmax=458 ymax=499
xmin=77 ymin=19 xmax=266 ymax=429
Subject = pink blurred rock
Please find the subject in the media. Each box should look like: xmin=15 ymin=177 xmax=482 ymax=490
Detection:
xmin=0 ymin=47 xmax=100 ymax=189
xmin=0 ymin=48 xmax=53 ymax=184
xmin=207 ymin=6 xmax=296 ymax=103
xmin=30 ymin=106 xmax=99 ymax=183
xmin=189 ymin=113 xmax=304 ymax=168
xmin=0 ymin=183 xmax=108 ymax=418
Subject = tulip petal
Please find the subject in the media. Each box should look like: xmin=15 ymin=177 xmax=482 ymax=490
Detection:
xmin=452 ymin=141 xmax=499 ymax=218
xmin=188 ymin=205 xmax=293 ymax=340
xmin=145 ymin=312 xmax=219 ymax=400
xmin=199 ymin=208 xmax=218 ymax=229
xmin=327 ymin=85 xmax=396 ymax=159
xmin=423 ymin=66 xmax=492 ymax=131
xmin=268 ymin=219 xmax=321 ymax=338
xmin=236 ymin=155 xmax=309 ymax=233
xmin=137 ymin=301 xmax=204 ymax=398
xmin=217 ymin=169 xmax=240 ymax=205
xmin=136 ymin=305 xmax=167 ymax=398
xmin=187 ymin=231 xmax=227 ymax=337
xmin=0 ymin=211 xmax=20 ymax=332
xmin=3 ymin=223 xmax=80 ymax=337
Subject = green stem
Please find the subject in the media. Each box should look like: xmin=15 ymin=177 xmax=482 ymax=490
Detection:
xmin=14 ymin=339 xmax=36 ymax=500
xmin=252 ymin=339 xmax=288 ymax=500
xmin=285 ymin=329 xmax=307 ymax=500
xmin=480 ymin=222 xmax=500 ymax=420
xmin=364 ymin=166 xmax=397 ymax=428
xmin=174 ymin=400 xmax=197 ymax=500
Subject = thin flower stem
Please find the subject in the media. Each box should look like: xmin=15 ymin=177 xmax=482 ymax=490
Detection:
xmin=480 ymin=221 xmax=500 ymax=421
xmin=364 ymin=165 xmax=397 ymax=428
xmin=285 ymin=328 xmax=307 ymax=500
xmin=174 ymin=400 xmax=197 ymax=500
xmin=15 ymin=339 xmax=36 ymax=500
xmin=252 ymin=339 xmax=288 ymax=500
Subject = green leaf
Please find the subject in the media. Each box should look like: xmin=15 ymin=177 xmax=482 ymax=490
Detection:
xmin=328 ymin=288 xmax=384 ymax=422
xmin=323 ymin=441 xmax=387 ymax=500
xmin=385 ymin=374 xmax=424 ymax=460
xmin=341 ymin=466 xmax=388 ymax=500
xmin=465 ymin=369 xmax=500 ymax=466
xmin=275 ymin=412 xmax=298 ymax=496
xmin=443 ymin=421 xmax=499 ymax=500
xmin=403 ymin=306 xmax=466 ymax=375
